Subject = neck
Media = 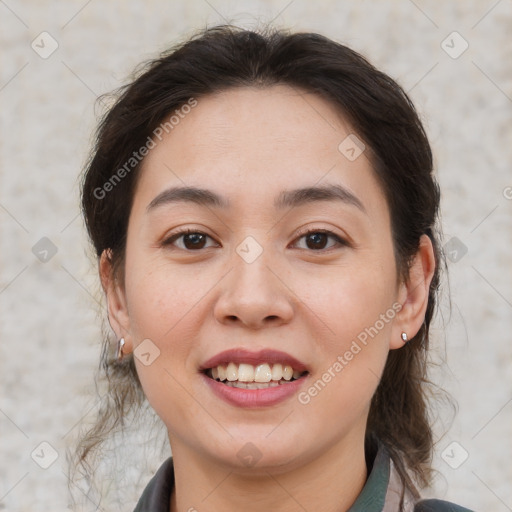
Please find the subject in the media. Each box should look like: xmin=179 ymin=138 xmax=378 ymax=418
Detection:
xmin=169 ymin=432 xmax=368 ymax=512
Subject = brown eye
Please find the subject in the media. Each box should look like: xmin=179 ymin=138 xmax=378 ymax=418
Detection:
xmin=293 ymin=230 xmax=347 ymax=251
xmin=182 ymin=233 xmax=207 ymax=249
xmin=305 ymin=232 xmax=329 ymax=250
xmin=163 ymin=230 xmax=218 ymax=250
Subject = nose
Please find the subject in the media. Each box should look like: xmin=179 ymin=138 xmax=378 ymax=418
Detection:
xmin=213 ymin=250 xmax=294 ymax=330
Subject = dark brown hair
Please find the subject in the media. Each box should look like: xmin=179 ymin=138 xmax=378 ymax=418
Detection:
xmin=76 ymin=24 xmax=443 ymax=502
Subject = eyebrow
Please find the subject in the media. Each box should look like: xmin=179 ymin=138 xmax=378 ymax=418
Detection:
xmin=146 ymin=184 xmax=366 ymax=214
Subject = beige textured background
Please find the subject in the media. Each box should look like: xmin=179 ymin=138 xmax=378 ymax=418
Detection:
xmin=1 ymin=1 xmax=511 ymax=510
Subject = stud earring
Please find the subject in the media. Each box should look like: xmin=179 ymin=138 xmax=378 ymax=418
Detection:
xmin=401 ymin=332 xmax=408 ymax=343
xmin=117 ymin=338 xmax=126 ymax=360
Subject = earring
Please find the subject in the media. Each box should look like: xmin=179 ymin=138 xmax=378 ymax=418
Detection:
xmin=401 ymin=332 xmax=408 ymax=343
xmin=117 ymin=337 xmax=126 ymax=360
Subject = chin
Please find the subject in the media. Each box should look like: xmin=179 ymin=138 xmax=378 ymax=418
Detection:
xmin=204 ymin=430 xmax=309 ymax=474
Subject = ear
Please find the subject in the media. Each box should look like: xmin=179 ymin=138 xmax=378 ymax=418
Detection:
xmin=390 ymin=234 xmax=436 ymax=350
xmin=99 ymin=250 xmax=133 ymax=355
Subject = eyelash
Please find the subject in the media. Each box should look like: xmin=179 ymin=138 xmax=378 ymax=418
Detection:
xmin=162 ymin=228 xmax=349 ymax=252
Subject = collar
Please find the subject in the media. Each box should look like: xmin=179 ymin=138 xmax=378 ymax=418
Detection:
xmin=133 ymin=439 xmax=414 ymax=512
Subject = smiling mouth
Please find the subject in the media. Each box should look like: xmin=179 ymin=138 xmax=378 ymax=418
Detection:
xmin=204 ymin=362 xmax=309 ymax=389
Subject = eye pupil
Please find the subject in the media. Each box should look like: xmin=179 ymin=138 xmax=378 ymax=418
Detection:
xmin=306 ymin=233 xmax=328 ymax=250
xmin=184 ymin=233 xmax=206 ymax=249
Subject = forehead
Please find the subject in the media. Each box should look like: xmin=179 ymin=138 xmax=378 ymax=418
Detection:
xmin=134 ymin=85 xmax=388 ymax=218
xmin=158 ymin=85 xmax=351 ymax=162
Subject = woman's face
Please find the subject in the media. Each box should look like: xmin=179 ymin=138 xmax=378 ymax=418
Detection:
xmin=109 ymin=85 xmax=414 ymax=471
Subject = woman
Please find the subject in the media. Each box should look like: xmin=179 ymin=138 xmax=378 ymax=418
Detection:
xmin=76 ymin=25 xmax=473 ymax=511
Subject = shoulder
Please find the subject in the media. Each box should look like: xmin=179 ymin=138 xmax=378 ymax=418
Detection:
xmin=414 ymin=499 xmax=474 ymax=512
xmin=133 ymin=457 xmax=174 ymax=512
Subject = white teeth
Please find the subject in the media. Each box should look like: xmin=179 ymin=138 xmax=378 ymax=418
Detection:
xmin=282 ymin=365 xmax=293 ymax=381
xmin=207 ymin=362 xmax=306 ymax=384
xmin=238 ymin=363 xmax=255 ymax=382
xmin=254 ymin=363 xmax=272 ymax=383
xmin=271 ymin=363 xmax=283 ymax=381
xmin=225 ymin=381 xmax=281 ymax=389
xmin=217 ymin=364 xmax=227 ymax=381
xmin=226 ymin=362 xmax=238 ymax=381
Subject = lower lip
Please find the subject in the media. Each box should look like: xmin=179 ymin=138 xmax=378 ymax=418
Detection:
xmin=202 ymin=374 xmax=308 ymax=408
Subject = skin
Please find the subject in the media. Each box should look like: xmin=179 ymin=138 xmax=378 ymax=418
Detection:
xmin=101 ymin=85 xmax=435 ymax=512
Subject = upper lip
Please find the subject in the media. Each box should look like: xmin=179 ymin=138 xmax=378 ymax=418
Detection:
xmin=200 ymin=348 xmax=309 ymax=372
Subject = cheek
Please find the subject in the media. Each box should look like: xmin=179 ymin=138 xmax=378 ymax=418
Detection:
xmin=296 ymin=262 xmax=396 ymax=345
xmin=293 ymin=258 xmax=396 ymax=411
xmin=124 ymin=256 xmax=208 ymax=340
xmin=124 ymin=259 xmax=205 ymax=422
xmin=295 ymin=278 xmax=393 ymax=431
